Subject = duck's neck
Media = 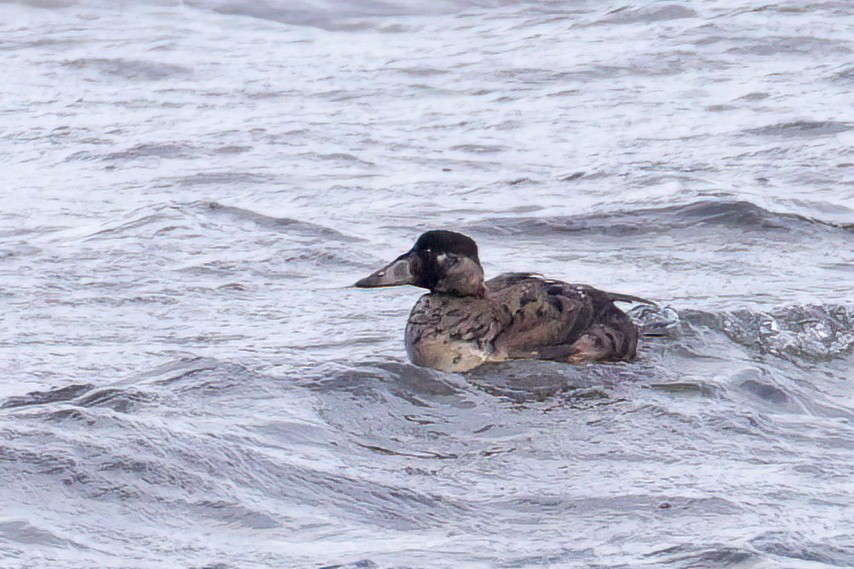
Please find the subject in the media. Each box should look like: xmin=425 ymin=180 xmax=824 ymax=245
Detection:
xmin=431 ymin=257 xmax=486 ymax=297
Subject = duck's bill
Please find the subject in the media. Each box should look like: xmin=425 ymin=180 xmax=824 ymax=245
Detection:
xmin=354 ymin=254 xmax=415 ymax=288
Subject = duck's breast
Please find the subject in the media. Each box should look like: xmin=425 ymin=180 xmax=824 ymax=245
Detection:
xmin=404 ymin=294 xmax=502 ymax=372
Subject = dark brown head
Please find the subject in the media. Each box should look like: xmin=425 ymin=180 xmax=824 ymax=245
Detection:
xmin=355 ymin=230 xmax=485 ymax=296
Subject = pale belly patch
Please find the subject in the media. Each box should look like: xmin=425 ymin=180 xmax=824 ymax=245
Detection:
xmin=405 ymin=327 xmax=494 ymax=372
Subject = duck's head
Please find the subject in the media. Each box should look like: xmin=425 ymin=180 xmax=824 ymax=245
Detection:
xmin=355 ymin=230 xmax=485 ymax=296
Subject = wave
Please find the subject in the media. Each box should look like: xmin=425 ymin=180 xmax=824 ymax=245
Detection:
xmin=198 ymin=202 xmax=354 ymax=240
xmin=465 ymin=199 xmax=854 ymax=238
xmin=597 ymin=4 xmax=698 ymax=25
xmin=745 ymin=120 xmax=854 ymax=138
xmin=61 ymin=58 xmax=192 ymax=81
xmin=184 ymin=0 xmax=461 ymax=29
xmin=68 ymin=201 xmax=356 ymax=249
xmin=0 ymin=357 xmax=473 ymax=537
xmin=681 ymin=303 xmax=854 ymax=363
xmin=750 ymin=531 xmax=854 ymax=568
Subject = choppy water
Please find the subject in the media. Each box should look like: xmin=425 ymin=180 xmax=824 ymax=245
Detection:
xmin=1 ymin=0 xmax=853 ymax=567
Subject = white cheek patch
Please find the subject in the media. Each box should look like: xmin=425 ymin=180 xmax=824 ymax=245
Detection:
xmin=436 ymin=253 xmax=448 ymax=262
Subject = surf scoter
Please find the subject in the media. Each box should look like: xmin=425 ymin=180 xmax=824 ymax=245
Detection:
xmin=355 ymin=230 xmax=652 ymax=372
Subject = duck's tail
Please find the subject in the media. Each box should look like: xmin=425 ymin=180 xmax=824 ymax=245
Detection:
xmin=607 ymin=292 xmax=657 ymax=306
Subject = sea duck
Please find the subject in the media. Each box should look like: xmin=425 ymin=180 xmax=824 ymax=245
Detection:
xmin=355 ymin=230 xmax=652 ymax=372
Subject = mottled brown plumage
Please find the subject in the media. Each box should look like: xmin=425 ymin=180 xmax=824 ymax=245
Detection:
xmin=355 ymin=230 xmax=650 ymax=372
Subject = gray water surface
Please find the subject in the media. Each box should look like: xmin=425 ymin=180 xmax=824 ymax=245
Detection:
xmin=1 ymin=0 xmax=853 ymax=567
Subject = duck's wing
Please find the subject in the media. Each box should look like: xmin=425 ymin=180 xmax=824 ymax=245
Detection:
xmin=486 ymin=274 xmax=638 ymax=362
xmin=486 ymin=275 xmax=594 ymax=359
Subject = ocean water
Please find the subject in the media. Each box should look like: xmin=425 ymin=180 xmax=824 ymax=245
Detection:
xmin=1 ymin=0 xmax=853 ymax=567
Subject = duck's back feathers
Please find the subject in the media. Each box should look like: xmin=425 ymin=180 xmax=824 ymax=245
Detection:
xmin=486 ymin=273 xmax=638 ymax=364
xmin=606 ymin=291 xmax=657 ymax=305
